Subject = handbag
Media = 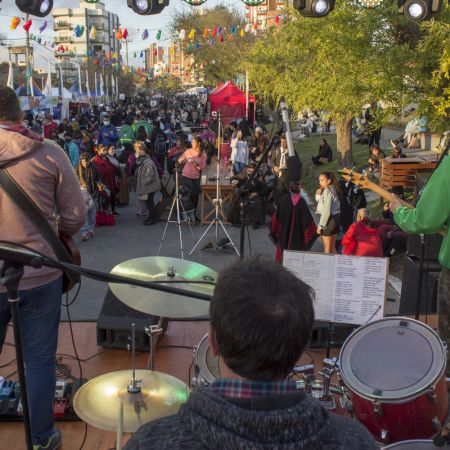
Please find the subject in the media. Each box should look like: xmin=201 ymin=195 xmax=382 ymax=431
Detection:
xmin=0 ymin=168 xmax=81 ymax=293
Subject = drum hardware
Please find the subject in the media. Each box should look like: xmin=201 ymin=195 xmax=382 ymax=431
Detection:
xmin=145 ymin=320 xmax=164 ymax=371
xmin=427 ymin=387 xmax=438 ymax=404
xmin=373 ymin=400 xmax=384 ymax=417
xmin=431 ymin=416 xmax=442 ymax=432
xmin=381 ymin=430 xmax=390 ymax=444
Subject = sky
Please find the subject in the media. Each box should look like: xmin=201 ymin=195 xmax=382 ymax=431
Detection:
xmin=0 ymin=0 xmax=245 ymax=70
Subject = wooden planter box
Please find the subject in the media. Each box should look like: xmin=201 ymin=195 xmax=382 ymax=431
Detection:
xmin=380 ymin=158 xmax=437 ymax=191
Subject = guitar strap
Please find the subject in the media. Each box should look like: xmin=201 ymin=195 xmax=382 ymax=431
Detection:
xmin=0 ymin=168 xmax=80 ymax=285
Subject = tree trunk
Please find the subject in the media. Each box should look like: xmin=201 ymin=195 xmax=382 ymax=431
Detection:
xmin=335 ymin=117 xmax=354 ymax=167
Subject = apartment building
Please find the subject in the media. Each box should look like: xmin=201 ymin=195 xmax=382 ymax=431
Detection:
xmin=245 ymin=0 xmax=285 ymax=28
xmin=145 ymin=43 xmax=164 ymax=70
xmin=52 ymin=1 xmax=120 ymax=59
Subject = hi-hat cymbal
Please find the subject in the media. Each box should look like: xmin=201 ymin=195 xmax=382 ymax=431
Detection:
xmin=109 ymin=257 xmax=216 ymax=319
xmin=73 ymin=370 xmax=189 ymax=432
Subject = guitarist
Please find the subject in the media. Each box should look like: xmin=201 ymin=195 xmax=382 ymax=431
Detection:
xmin=390 ymin=152 xmax=450 ymax=377
xmin=0 ymin=87 xmax=86 ymax=450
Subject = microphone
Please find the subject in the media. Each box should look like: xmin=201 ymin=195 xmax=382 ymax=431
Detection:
xmin=280 ymin=97 xmax=302 ymax=182
xmin=0 ymin=243 xmax=44 ymax=269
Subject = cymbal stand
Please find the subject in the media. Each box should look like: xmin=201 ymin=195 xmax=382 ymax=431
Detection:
xmin=157 ymin=169 xmax=196 ymax=259
xmin=145 ymin=318 xmax=164 ymax=371
xmin=120 ymin=323 xmax=141 ymax=450
xmin=189 ymin=110 xmax=239 ymax=256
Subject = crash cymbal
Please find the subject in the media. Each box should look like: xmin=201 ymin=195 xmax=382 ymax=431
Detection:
xmin=73 ymin=370 xmax=189 ymax=432
xmin=109 ymin=256 xmax=216 ymax=319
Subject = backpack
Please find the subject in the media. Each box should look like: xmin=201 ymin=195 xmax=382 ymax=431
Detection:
xmin=155 ymin=135 xmax=167 ymax=156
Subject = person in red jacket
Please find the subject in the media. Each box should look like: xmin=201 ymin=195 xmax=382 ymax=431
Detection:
xmin=43 ymin=115 xmax=58 ymax=139
xmin=342 ymin=209 xmax=383 ymax=257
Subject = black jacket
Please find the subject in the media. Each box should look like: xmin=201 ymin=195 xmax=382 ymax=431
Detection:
xmin=124 ymin=386 xmax=378 ymax=450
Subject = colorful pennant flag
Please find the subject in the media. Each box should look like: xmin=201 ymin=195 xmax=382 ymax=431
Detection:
xmin=39 ymin=21 xmax=47 ymax=33
xmin=10 ymin=17 xmax=20 ymax=30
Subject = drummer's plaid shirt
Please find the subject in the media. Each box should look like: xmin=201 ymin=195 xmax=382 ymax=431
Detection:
xmin=211 ymin=379 xmax=298 ymax=399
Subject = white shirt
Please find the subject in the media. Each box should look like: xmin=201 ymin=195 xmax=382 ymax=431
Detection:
xmin=230 ymin=138 xmax=249 ymax=165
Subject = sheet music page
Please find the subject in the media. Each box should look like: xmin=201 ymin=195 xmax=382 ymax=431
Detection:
xmin=331 ymin=255 xmax=387 ymax=325
xmin=283 ymin=251 xmax=335 ymax=321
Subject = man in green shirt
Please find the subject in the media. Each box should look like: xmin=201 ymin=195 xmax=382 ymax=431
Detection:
xmin=390 ymin=154 xmax=449 ymax=375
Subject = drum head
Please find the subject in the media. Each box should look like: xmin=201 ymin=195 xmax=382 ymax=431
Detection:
xmin=382 ymin=440 xmax=437 ymax=449
xmin=194 ymin=334 xmax=220 ymax=385
xmin=340 ymin=318 xmax=446 ymax=401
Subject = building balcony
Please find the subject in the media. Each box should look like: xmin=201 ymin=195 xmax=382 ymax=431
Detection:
xmin=54 ymin=21 xmax=70 ymax=30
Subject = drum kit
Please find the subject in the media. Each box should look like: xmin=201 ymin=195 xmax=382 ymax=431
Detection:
xmin=72 ymin=257 xmax=450 ymax=449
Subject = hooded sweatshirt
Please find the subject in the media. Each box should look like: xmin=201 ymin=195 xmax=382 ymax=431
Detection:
xmin=0 ymin=126 xmax=86 ymax=292
xmin=124 ymin=386 xmax=378 ymax=450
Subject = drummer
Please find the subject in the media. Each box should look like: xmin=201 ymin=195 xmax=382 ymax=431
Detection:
xmin=124 ymin=259 xmax=377 ymax=450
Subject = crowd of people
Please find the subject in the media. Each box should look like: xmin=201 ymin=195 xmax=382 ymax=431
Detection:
xmin=18 ymin=93 xmax=413 ymax=261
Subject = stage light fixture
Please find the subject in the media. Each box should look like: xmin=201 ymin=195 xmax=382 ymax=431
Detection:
xmin=293 ymin=0 xmax=335 ymax=17
xmin=398 ymin=0 xmax=442 ymax=21
xmin=127 ymin=0 xmax=169 ymax=15
xmin=15 ymin=0 xmax=53 ymax=17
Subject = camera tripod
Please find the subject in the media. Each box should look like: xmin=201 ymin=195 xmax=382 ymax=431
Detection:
xmin=189 ymin=110 xmax=239 ymax=256
xmin=157 ymin=169 xmax=196 ymax=260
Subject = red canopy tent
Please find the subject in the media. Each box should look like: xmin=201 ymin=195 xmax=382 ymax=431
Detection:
xmin=209 ymin=81 xmax=255 ymax=126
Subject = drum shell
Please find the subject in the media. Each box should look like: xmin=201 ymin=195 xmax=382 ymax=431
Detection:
xmin=350 ymin=373 xmax=448 ymax=443
xmin=339 ymin=317 xmax=448 ymax=444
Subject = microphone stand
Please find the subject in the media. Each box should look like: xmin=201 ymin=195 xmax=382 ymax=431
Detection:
xmin=239 ymin=133 xmax=279 ymax=259
xmin=0 ymin=263 xmax=33 ymax=450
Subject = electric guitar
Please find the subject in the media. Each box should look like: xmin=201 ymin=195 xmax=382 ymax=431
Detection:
xmin=58 ymin=232 xmax=81 ymax=293
xmin=339 ymin=167 xmax=446 ymax=237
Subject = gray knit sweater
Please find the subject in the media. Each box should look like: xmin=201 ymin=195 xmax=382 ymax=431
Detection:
xmin=124 ymin=386 xmax=378 ymax=450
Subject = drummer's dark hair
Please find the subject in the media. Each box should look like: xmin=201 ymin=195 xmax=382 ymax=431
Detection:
xmin=210 ymin=259 xmax=315 ymax=381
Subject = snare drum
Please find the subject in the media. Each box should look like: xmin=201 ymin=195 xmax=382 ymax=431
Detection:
xmin=339 ymin=317 xmax=448 ymax=444
xmin=192 ymin=334 xmax=220 ymax=385
xmin=382 ymin=440 xmax=438 ymax=449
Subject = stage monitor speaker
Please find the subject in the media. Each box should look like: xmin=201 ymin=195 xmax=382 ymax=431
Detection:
xmin=399 ymin=256 xmax=441 ymax=315
xmin=407 ymin=172 xmax=442 ymax=260
xmin=96 ymin=289 xmax=167 ymax=351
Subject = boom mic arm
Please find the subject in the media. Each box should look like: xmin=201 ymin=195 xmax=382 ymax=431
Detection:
xmin=280 ymin=97 xmax=302 ymax=182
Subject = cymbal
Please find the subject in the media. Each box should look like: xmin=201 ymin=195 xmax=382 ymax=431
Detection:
xmin=73 ymin=370 xmax=189 ymax=432
xmin=109 ymin=256 xmax=216 ymax=318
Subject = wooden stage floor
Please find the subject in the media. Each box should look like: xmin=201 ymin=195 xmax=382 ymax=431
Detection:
xmin=0 ymin=315 xmax=439 ymax=450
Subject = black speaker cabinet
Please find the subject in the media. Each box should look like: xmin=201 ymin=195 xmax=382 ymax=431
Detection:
xmin=407 ymin=172 xmax=442 ymax=260
xmin=96 ymin=289 xmax=165 ymax=351
xmin=399 ymin=256 xmax=441 ymax=315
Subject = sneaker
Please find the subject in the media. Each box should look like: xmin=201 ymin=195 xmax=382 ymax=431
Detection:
xmin=81 ymin=232 xmax=89 ymax=241
xmin=33 ymin=428 xmax=61 ymax=450
xmin=88 ymin=230 xmax=95 ymax=238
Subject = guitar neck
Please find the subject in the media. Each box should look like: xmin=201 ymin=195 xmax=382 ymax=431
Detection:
xmin=363 ymin=179 xmax=412 ymax=208
xmin=362 ymin=178 xmax=446 ymax=237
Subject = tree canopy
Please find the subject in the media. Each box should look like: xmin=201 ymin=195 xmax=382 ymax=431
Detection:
xmin=169 ymin=5 xmax=256 ymax=85
xmin=246 ymin=1 xmax=414 ymax=162
xmin=408 ymin=7 xmax=450 ymax=132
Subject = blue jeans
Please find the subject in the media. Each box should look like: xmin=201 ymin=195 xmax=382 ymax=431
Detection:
xmin=233 ymin=162 xmax=246 ymax=175
xmin=80 ymin=201 xmax=96 ymax=235
xmin=0 ymin=277 xmax=62 ymax=445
